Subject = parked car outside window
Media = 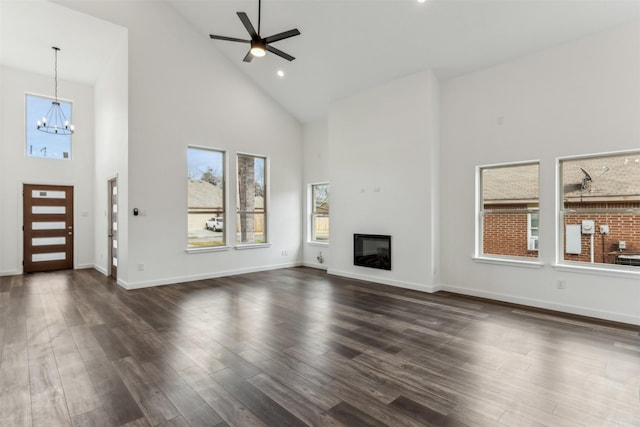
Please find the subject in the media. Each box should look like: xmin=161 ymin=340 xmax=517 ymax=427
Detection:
xmin=206 ymin=217 xmax=224 ymax=231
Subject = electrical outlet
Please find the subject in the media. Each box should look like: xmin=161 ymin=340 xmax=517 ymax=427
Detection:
xmin=281 ymin=250 xmax=288 ymax=256
xmin=138 ymin=263 xmax=145 ymax=271
xmin=557 ymin=280 xmax=566 ymax=290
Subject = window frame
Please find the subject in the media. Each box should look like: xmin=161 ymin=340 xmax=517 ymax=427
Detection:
xmin=25 ymin=93 xmax=74 ymax=161
xmin=236 ymin=152 xmax=269 ymax=248
xmin=186 ymin=146 xmax=228 ymax=252
xmin=474 ymin=160 xmax=543 ymax=268
xmin=555 ymin=150 xmax=640 ymax=277
xmin=309 ymin=183 xmax=329 ymax=244
xmin=527 ymin=212 xmax=539 ymax=251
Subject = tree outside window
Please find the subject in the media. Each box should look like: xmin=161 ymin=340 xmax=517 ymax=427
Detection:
xmin=311 ymin=183 xmax=329 ymax=242
xmin=237 ymin=154 xmax=266 ymax=244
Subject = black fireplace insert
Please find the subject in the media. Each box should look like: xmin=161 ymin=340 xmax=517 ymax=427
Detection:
xmin=354 ymin=234 xmax=391 ymax=270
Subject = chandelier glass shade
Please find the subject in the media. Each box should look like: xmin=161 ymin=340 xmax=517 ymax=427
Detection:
xmin=36 ymin=47 xmax=74 ymax=135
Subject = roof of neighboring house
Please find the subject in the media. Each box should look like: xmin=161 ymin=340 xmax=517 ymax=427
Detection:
xmin=188 ymin=180 xmax=264 ymax=209
xmin=483 ymin=153 xmax=640 ymax=203
xmin=483 ymin=163 xmax=539 ymax=203
xmin=563 ymin=153 xmax=640 ymax=202
xmin=315 ymin=201 xmax=329 ymax=214
xmin=188 ymin=180 xmax=223 ymax=208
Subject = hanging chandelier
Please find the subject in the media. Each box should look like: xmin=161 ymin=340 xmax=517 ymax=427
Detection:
xmin=36 ymin=47 xmax=74 ymax=135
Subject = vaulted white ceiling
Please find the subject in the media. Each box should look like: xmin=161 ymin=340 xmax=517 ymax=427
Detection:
xmin=2 ymin=0 xmax=639 ymax=123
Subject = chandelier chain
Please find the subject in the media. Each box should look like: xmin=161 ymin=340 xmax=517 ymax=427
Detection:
xmin=54 ymin=46 xmax=58 ymax=102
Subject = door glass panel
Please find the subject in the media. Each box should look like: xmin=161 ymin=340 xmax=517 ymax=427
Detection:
xmin=113 ymin=222 xmax=118 ymax=231
xmin=113 ymin=257 xmax=118 ymax=267
xmin=112 ymin=186 xmax=118 ymax=196
xmin=113 ymin=240 xmax=118 ymax=249
xmin=32 ymin=237 xmax=66 ymax=246
xmin=32 ymin=190 xmax=66 ymax=199
xmin=32 ymin=252 xmax=66 ymax=262
xmin=32 ymin=221 xmax=65 ymax=230
xmin=32 ymin=206 xmax=66 ymax=214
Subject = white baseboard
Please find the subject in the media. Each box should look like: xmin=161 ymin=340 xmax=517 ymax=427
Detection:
xmin=440 ymin=283 xmax=640 ymax=326
xmin=118 ymin=261 xmax=303 ymax=290
xmin=2 ymin=265 xmax=101 ymax=277
xmin=93 ymin=265 xmax=108 ymax=276
xmin=302 ymin=261 xmax=328 ymax=271
xmin=0 ymin=270 xmax=21 ymax=277
xmin=327 ymin=268 xmax=442 ymax=293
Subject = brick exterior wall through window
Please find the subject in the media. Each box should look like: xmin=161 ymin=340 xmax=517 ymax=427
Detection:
xmin=483 ymin=202 xmax=640 ymax=262
xmin=482 ymin=204 xmax=538 ymax=258
xmin=563 ymin=202 xmax=640 ymax=264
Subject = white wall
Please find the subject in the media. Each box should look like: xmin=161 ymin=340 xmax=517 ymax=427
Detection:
xmin=93 ymin=30 xmax=128 ymax=279
xmin=0 ymin=66 xmax=95 ymax=275
xmin=440 ymin=22 xmax=640 ymax=324
xmin=328 ymin=70 xmax=440 ymax=292
xmin=61 ymin=0 xmax=303 ymax=289
xmin=302 ymin=118 xmax=330 ymax=269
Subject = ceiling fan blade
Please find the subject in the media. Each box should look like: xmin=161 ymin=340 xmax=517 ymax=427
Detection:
xmin=264 ymin=29 xmax=300 ymax=44
xmin=209 ymin=34 xmax=250 ymax=43
xmin=266 ymin=45 xmax=295 ymax=61
xmin=237 ymin=12 xmax=259 ymax=39
xmin=243 ymin=50 xmax=254 ymax=63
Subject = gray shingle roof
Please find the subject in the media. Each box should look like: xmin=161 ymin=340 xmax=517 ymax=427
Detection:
xmin=563 ymin=153 xmax=640 ymax=201
xmin=188 ymin=180 xmax=264 ymax=209
xmin=482 ymin=153 xmax=640 ymax=203
xmin=188 ymin=180 xmax=223 ymax=208
xmin=483 ymin=163 xmax=539 ymax=202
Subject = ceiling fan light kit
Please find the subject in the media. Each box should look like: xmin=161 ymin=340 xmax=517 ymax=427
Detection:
xmin=209 ymin=0 xmax=300 ymax=62
xmin=250 ymin=40 xmax=267 ymax=57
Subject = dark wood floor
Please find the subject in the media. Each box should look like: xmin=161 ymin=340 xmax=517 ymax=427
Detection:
xmin=0 ymin=267 xmax=638 ymax=426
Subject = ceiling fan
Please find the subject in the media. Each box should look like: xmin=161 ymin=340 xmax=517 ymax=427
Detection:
xmin=209 ymin=0 xmax=300 ymax=62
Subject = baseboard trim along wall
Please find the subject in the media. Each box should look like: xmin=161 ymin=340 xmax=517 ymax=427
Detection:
xmin=0 ymin=269 xmax=21 ymax=277
xmin=328 ymin=268 xmax=442 ymax=294
xmin=302 ymin=261 xmax=328 ymax=271
xmin=117 ymin=262 xmax=302 ymax=290
xmin=440 ymin=283 xmax=640 ymax=326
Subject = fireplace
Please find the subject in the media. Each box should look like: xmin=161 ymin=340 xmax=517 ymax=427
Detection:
xmin=354 ymin=234 xmax=391 ymax=270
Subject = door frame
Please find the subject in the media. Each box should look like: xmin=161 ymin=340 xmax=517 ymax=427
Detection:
xmin=23 ymin=183 xmax=75 ymax=273
xmin=108 ymin=177 xmax=118 ymax=280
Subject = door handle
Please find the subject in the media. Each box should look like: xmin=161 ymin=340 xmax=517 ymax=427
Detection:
xmin=108 ymin=234 xmax=113 ymax=238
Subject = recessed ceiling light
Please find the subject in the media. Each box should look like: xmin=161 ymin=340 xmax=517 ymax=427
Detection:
xmin=417 ymin=0 xmax=427 ymax=3
xmin=276 ymin=70 xmax=285 ymax=78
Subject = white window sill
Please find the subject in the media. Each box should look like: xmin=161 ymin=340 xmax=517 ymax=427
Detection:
xmin=185 ymin=245 xmax=230 ymax=254
xmin=552 ymin=262 xmax=640 ymax=279
xmin=472 ymin=256 xmax=544 ymax=269
xmin=235 ymin=243 xmax=272 ymax=250
xmin=306 ymin=241 xmax=329 ymax=247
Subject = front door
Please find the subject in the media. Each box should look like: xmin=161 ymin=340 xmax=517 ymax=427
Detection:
xmin=108 ymin=178 xmax=118 ymax=279
xmin=23 ymin=184 xmax=74 ymax=273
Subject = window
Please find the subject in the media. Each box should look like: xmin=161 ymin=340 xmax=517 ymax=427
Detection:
xmin=528 ymin=213 xmax=539 ymax=251
xmin=559 ymin=151 xmax=640 ymax=268
xmin=187 ymin=147 xmax=225 ymax=248
xmin=478 ymin=162 xmax=540 ymax=259
xmin=237 ymin=154 xmax=267 ymax=244
xmin=26 ymin=94 xmax=72 ymax=160
xmin=310 ymin=183 xmax=329 ymax=242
